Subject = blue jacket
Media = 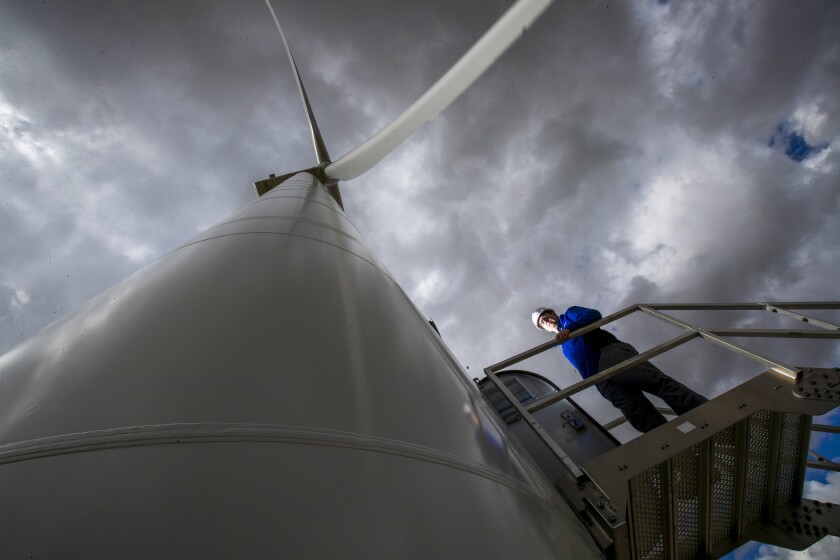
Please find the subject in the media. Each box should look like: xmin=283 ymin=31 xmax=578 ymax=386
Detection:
xmin=559 ymin=306 xmax=618 ymax=378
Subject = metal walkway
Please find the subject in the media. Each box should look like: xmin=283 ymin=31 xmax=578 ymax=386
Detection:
xmin=478 ymin=302 xmax=840 ymax=559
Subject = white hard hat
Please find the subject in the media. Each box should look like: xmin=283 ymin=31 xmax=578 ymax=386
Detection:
xmin=531 ymin=307 xmax=555 ymax=330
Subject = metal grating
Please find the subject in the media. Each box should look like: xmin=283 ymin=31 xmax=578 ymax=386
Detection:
xmin=672 ymin=445 xmax=701 ymax=559
xmin=775 ymin=412 xmax=804 ymax=507
xmin=630 ymin=465 xmax=666 ymax=560
xmin=744 ymin=410 xmax=772 ymax=524
xmin=711 ymin=426 xmax=737 ymax=543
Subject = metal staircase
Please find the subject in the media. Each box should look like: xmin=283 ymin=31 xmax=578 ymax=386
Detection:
xmin=478 ymin=302 xmax=840 ymax=559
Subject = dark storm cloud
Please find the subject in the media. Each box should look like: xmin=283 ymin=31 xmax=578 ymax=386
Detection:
xmin=657 ymin=1 xmax=840 ymax=139
xmin=333 ymin=4 xmax=840 ymax=468
xmin=1 ymin=1 xmax=838 ymax=439
xmin=0 ymin=0 xmax=314 ymax=350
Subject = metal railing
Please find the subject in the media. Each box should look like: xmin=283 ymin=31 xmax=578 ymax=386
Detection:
xmin=482 ymin=301 xmax=840 ymax=481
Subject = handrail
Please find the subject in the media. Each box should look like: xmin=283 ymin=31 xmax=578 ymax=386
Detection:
xmin=481 ymin=301 xmax=840 ymax=476
xmin=642 ymin=301 xmax=840 ymax=310
xmin=485 ymin=304 xmax=639 ymax=373
xmin=637 ymin=305 xmax=801 ymax=379
xmin=487 ymin=300 xmax=840 ymax=380
xmin=524 ymin=331 xmax=698 ymax=413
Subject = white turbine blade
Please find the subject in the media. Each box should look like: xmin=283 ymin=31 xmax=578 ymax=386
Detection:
xmin=265 ymin=0 xmax=331 ymax=165
xmin=265 ymin=0 xmax=344 ymax=209
xmin=324 ymin=0 xmax=553 ymax=182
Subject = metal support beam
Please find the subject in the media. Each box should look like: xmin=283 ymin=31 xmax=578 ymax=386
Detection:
xmin=764 ymin=413 xmax=784 ymax=521
xmin=708 ymin=329 xmax=840 ymax=339
xmin=794 ymin=415 xmax=813 ymax=503
xmin=485 ymin=305 xmax=639 ymax=373
xmin=812 ymin=424 xmax=840 ymax=434
xmin=486 ymin=339 xmax=559 ymax=375
xmin=602 ymin=407 xmax=675 ymax=431
xmin=662 ymin=461 xmax=676 ymax=560
xmin=808 ymin=448 xmax=840 ymax=473
xmin=699 ymin=439 xmax=712 ymax=559
xmin=807 ymin=460 xmax=840 ymax=473
xmin=525 ymin=331 xmax=698 ymax=413
xmin=733 ymin=419 xmax=749 ymax=541
xmin=638 ymin=306 xmax=801 ymax=380
xmin=762 ymin=303 xmax=840 ymax=332
xmin=644 ymin=303 xmax=767 ymax=311
xmin=482 ymin=367 xmax=585 ymax=482
xmin=643 ymin=302 xmax=840 ymax=311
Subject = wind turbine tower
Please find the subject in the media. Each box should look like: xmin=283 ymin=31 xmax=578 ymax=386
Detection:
xmin=0 ymin=1 xmax=606 ymax=558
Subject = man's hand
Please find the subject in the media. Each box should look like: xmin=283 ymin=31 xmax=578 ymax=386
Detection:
xmin=555 ymin=328 xmax=571 ymax=343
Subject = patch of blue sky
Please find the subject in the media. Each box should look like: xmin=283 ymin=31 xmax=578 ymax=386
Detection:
xmin=806 ymin=407 xmax=840 ymax=484
xmin=769 ymin=121 xmax=829 ymax=163
xmin=721 ymin=541 xmax=760 ymax=560
xmin=718 ymin=408 xmax=840 ymax=560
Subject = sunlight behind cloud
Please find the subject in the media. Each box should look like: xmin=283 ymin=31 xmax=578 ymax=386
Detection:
xmin=414 ymin=269 xmax=442 ymax=304
xmin=619 ymin=133 xmax=753 ymax=291
xmin=0 ymin=96 xmax=61 ymax=169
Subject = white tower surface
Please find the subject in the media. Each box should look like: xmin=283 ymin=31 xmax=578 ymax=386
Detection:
xmin=0 ymin=173 xmax=602 ymax=558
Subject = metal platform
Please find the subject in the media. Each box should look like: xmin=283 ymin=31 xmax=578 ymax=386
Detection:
xmin=479 ymin=302 xmax=840 ymax=559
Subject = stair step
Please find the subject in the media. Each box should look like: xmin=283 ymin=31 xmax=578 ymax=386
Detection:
xmin=627 ymin=410 xmax=808 ymax=559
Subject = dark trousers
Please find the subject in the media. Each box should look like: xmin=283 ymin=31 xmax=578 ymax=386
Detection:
xmin=595 ymin=342 xmax=708 ymax=433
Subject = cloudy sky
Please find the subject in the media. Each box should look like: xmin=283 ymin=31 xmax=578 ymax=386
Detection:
xmin=1 ymin=0 xmax=838 ymax=556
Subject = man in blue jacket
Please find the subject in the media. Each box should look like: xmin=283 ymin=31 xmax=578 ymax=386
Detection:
xmin=531 ymin=306 xmax=707 ymax=433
